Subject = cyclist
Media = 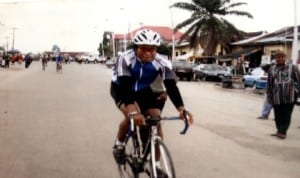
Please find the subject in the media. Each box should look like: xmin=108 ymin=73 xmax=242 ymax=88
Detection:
xmin=41 ymin=54 xmax=48 ymax=70
xmin=56 ymin=54 xmax=63 ymax=73
xmin=110 ymin=29 xmax=194 ymax=175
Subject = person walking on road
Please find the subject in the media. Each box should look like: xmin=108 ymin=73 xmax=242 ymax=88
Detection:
xmin=257 ymin=95 xmax=273 ymax=120
xmin=4 ymin=52 xmax=10 ymax=68
xmin=257 ymin=62 xmax=275 ymax=120
xmin=41 ymin=54 xmax=48 ymax=71
xmin=267 ymin=50 xmax=300 ymax=139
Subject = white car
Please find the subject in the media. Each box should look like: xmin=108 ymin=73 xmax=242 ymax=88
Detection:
xmin=87 ymin=55 xmax=100 ymax=63
xmin=80 ymin=54 xmax=99 ymax=64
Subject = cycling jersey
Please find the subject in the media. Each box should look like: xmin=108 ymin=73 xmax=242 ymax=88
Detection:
xmin=114 ymin=49 xmax=175 ymax=91
xmin=112 ymin=49 xmax=184 ymax=109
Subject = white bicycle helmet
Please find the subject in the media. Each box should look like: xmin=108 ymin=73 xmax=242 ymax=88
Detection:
xmin=132 ymin=29 xmax=161 ymax=46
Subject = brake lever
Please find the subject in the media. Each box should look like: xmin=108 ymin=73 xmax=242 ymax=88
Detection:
xmin=180 ymin=110 xmax=189 ymax=135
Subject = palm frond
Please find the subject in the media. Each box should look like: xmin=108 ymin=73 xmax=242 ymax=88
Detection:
xmin=172 ymin=0 xmax=253 ymax=56
xmin=227 ymin=10 xmax=253 ymax=18
xmin=171 ymin=2 xmax=199 ymax=12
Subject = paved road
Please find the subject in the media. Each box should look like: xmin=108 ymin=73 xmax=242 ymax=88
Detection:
xmin=0 ymin=62 xmax=300 ymax=178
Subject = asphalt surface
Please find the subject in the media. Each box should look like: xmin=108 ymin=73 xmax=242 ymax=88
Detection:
xmin=0 ymin=62 xmax=300 ymax=178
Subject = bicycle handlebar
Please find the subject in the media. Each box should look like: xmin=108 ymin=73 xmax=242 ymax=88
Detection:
xmin=162 ymin=114 xmax=189 ymax=135
xmin=129 ymin=111 xmax=190 ymax=135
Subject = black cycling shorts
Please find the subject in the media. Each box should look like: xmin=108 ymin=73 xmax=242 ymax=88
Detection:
xmin=134 ymin=87 xmax=166 ymax=113
xmin=110 ymin=81 xmax=166 ymax=112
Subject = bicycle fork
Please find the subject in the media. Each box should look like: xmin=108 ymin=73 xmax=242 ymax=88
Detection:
xmin=150 ymin=126 xmax=162 ymax=178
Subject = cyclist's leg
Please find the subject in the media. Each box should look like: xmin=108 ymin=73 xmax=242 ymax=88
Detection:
xmin=136 ymin=90 xmax=163 ymax=159
xmin=56 ymin=63 xmax=59 ymax=71
xmin=111 ymin=81 xmax=128 ymax=143
xmin=117 ymin=103 xmax=128 ymax=142
xmin=144 ymin=108 xmax=162 ymax=159
xmin=111 ymin=81 xmax=131 ymax=164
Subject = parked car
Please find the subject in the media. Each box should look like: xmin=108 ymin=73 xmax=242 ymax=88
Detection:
xmin=193 ymin=64 xmax=230 ymax=81
xmin=87 ymin=54 xmax=100 ymax=64
xmin=171 ymin=60 xmax=196 ymax=81
xmin=78 ymin=54 xmax=90 ymax=63
xmin=243 ymin=67 xmax=268 ymax=89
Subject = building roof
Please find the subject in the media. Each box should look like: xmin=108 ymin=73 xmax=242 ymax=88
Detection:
xmin=114 ymin=25 xmax=183 ymax=42
xmin=231 ymin=32 xmax=268 ymax=45
xmin=231 ymin=25 xmax=300 ymax=46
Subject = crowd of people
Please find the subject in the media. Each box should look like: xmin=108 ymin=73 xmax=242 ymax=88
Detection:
xmin=0 ymin=51 xmax=65 ymax=71
xmin=0 ymin=52 xmax=23 ymax=68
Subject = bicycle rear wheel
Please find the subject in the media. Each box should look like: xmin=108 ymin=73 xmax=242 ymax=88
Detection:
xmin=151 ymin=139 xmax=176 ymax=178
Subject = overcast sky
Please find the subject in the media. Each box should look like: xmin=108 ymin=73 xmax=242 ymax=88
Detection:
xmin=0 ymin=0 xmax=299 ymax=53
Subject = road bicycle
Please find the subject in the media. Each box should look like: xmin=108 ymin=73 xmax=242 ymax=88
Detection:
xmin=117 ymin=111 xmax=189 ymax=178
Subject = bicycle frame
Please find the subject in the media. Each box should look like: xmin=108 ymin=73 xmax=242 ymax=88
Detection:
xmin=120 ymin=114 xmax=189 ymax=177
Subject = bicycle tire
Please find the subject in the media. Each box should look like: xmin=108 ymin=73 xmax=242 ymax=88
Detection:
xmin=151 ymin=139 xmax=176 ymax=178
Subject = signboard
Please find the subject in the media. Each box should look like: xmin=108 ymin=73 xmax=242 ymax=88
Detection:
xmin=261 ymin=55 xmax=271 ymax=65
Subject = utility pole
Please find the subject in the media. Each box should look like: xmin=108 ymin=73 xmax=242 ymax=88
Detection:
xmin=169 ymin=6 xmax=175 ymax=61
xmin=12 ymin=27 xmax=17 ymax=50
xmin=5 ymin=36 xmax=9 ymax=51
xmin=292 ymin=0 xmax=298 ymax=64
xmin=120 ymin=7 xmax=128 ymax=52
xmin=112 ymin=32 xmax=116 ymax=59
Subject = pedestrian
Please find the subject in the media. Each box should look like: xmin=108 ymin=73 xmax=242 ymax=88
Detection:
xmin=267 ymin=50 xmax=300 ymax=139
xmin=257 ymin=95 xmax=273 ymax=119
xmin=24 ymin=53 xmax=32 ymax=68
xmin=4 ymin=52 xmax=10 ymax=68
xmin=41 ymin=54 xmax=48 ymax=70
xmin=0 ymin=51 xmax=3 ymax=67
xmin=257 ymin=62 xmax=274 ymax=120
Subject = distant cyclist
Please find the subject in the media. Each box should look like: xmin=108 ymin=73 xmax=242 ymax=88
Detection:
xmin=110 ymin=29 xmax=194 ymax=176
xmin=56 ymin=54 xmax=63 ymax=73
xmin=41 ymin=54 xmax=49 ymax=70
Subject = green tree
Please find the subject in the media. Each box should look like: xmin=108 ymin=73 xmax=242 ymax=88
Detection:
xmin=171 ymin=0 xmax=253 ymax=56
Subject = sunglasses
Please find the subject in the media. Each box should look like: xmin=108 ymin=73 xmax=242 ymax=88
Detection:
xmin=138 ymin=46 xmax=157 ymax=53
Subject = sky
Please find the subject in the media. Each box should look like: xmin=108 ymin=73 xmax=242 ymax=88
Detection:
xmin=0 ymin=0 xmax=299 ymax=53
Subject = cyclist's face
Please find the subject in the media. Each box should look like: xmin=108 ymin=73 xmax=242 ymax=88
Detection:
xmin=136 ymin=45 xmax=157 ymax=63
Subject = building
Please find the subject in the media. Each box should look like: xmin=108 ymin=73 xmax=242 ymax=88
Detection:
xmin=105 ymin=25 xmax=183 ymax=58
xmin=220 ymin=25 xmax=300 ymax=68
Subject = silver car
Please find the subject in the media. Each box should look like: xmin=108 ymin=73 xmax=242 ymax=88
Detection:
xmin=193 ymin=64 xmax=230 ymax=81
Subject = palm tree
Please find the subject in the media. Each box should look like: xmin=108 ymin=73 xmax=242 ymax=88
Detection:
xmin=171 ymin=0 xmax=253 ymax=56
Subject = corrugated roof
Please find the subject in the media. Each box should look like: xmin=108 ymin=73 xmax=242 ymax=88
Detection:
xmin=231 ymin=25 xmax=300 ymax=46
xmin=231 ymin=32 xmax=268 ymax=45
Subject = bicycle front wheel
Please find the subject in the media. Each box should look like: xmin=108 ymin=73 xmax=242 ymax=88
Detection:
xmin=151 ymin=139 xmax=176 ymax=178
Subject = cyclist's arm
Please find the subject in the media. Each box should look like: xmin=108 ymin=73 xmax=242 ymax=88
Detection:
xmin=164 ymin=79 xmax=184 ymax=108
xmin=163 ymin=65 xmax=194 ymax=124
xmin=118 ymin=76 xmax=140 ymax=115
xmin=164 ymin=79 xmax=193 ymax=124
xmin=118 ymin=76 xmax=135 ymax=105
